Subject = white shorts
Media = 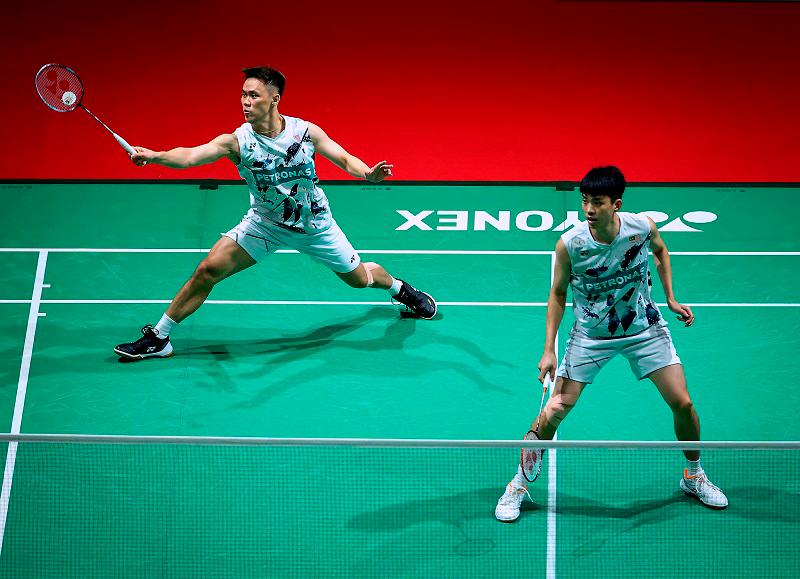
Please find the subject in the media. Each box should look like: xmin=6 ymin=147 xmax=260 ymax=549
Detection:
xmin=556 ymin=323 xmax=681 ymax=384
xmin=223 ymin=217 xmax=361 ymax=274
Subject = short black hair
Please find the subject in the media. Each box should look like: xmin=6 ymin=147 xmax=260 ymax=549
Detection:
xmin=580 ymin=166 xmax=626 ymax=201
xmin=242 ymin=66 xmax=286 ymax=96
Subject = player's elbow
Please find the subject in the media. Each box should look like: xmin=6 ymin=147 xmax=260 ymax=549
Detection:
xmin=652 ymin=248 xmax=668 ymax=266
xmin=551 ymin=288 xmax=568 ymax=303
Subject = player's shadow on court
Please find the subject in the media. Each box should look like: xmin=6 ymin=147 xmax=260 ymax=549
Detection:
xmin=177 ymin=306 xmax=415 ymax=360
xmin=0 ymin=346 xmax=24 ymax=386
xmin=169 ymin=306 xmax=515 ymax=407
xmin=348 ymin=486 xmax=547 ymax=532
xmin=349 ymin=486 xmax=725 ymax=534
xmin=715 ymin=485 xmax=799 ymax=523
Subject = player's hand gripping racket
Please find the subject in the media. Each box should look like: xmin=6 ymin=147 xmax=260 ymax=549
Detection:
xmin=520 ymin=373 xmax=552 ymax=483
xmin=35 ymin=64 xmax=136 ymax=156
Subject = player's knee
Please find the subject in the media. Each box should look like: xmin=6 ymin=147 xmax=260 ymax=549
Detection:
xmin=193 ymin=260 xmax=226 ymax=286
xmin=348 ymin=275 xmax=369 ymax=289
xmin=345 ymin=263 xmax=375 ymax=289
xmin=340 ymin=271 xmax=368 ymax=289
xmin=362 ymin=262 xmax=378 ymax=288
xmin=544 ymin=395 xmax=574 ymax=425
xmin=671 ymin=398 xmax=695 ymax=417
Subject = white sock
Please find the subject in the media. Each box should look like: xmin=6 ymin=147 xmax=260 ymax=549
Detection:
xmin=388 ymin=278 xmax=402 ymax=297
xmin=154 ymin=314 xmax=177 ymax=338
xmin=511 ymin=466 xmax=529 ymax=488
xmin=686 ymin=459 xmax=702 ymax=477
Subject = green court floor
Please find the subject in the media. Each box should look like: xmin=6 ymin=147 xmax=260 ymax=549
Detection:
xmin=0 ymin=182 xmax=798 ymax=577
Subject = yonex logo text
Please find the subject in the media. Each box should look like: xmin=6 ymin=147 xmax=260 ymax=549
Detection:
xmin=395 ymin=210 xmax=718 ymax=233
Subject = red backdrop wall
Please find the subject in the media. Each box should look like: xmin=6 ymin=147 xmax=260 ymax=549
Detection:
xmin=2 ymin=0 xmax=798 ymax=182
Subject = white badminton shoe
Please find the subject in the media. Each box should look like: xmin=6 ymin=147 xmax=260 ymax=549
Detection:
xmin=495 ymin=483 xmax=532 ymax=522
xmin=680 ymin=469 xmax=728 ymax=509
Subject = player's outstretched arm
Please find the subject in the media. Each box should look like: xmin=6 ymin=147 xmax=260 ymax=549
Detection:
xmin=308 ymin=123 xmax=393 ymax=182
xmin=130 ymin=134 xmax=240 ymax=169
xmin=538 ymin=239 xmax=570 ymax=383
xmin=649 ymin=217 xmax=694 ymax=327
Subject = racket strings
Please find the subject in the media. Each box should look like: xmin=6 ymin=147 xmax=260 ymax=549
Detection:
xmin=520 ymin=430 xmax=544 ymax=483
xmin=35 ymin=64 xmax=84 ymax=112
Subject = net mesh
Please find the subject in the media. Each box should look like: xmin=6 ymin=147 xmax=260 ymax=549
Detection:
xmin=34 ymin=65 xmax=83 ymax=112
xmin=0 ymin=438 xmax=797 ymax=578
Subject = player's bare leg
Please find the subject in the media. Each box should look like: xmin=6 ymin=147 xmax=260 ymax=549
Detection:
xmin=496 ymin=376 xmax=587 ymax=522
xmin=335 ymin=262 xmax=437 ymax=319
xmin=650 ymin=364 xmax=728 ymax=509
xmin=532 ymin=376 xmax=587 ymax=440
xmin=650 ymin=364 xmax=699 ymax=460
xmin=166 ymin=237 xmax=256 ymax=322
xmin=114 ymin=237 xmax=255 ymax=360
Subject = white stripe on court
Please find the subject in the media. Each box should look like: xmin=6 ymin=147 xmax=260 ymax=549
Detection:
xmin=35 ymin=300 xmax=549 ymax=306
xmin=547 ymin=251 xmax=558 ymax=579
xmin=1 ymin=300 xmax=797 ymax=307
xmin=0 ymin=248 xmax=554 ymax=255
xmin=0 ymin=248 xmax=798 ymax=256
xmin=0 ymin=250 xmax=48 ymax=556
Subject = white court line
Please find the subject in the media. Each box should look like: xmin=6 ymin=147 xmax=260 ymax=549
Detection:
xmin=0 ymin=251 xmax=48 ymax=556
xmin=0 ymin=248 xmax=798 ymax=256
xmin=0 ymin=248 xmax=553 ymax=255
xmin=1 ymin=300 xmax=797 ymax=307
xmin=49 ymin=300 xmax=547 ymax=306
xmin=547 ymin=252 xmax=558 ymax=579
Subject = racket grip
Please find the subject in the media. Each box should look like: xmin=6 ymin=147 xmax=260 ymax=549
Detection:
xmin=113 ymin=133 xmax=137 ymax=156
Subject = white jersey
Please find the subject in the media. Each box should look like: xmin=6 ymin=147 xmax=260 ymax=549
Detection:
xmin=561 ymin=212 xmax=664 ymax=339
xmin=234 ymin=116 xmax=333 ymax=232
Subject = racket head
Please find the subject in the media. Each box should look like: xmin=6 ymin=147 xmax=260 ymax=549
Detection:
xmin=520 ymin=429 xmax=544 ymax=483
xmin=35 ymin=64 xmax=84 ymax=112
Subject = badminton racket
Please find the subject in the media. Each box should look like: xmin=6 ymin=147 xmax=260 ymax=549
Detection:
xmin=520 ymin=373 xmax=552 ymax=482
xmin=35 ymin=63 xmax=136 ymax=156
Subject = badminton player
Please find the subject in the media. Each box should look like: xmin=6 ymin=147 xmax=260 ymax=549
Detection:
xmin=495 ymin=166 xmax=727 ymax=522
xmin=114 ymin=66 xmax=436 ymax=360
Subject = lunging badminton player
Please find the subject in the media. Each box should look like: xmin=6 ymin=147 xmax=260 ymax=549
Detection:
xmin=115 ymin=66 xmax=436 ymax=360
xmin=495 ymin=166 xmax=727 ymax=522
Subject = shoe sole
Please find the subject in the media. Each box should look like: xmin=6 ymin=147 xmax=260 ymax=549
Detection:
xmin=680 ymin=480 xmax=728 ymax=510
xmin=114 ymin=343 xmax=174 ymax=360
xmin=495 ymin=514 xmax=520 ymax=523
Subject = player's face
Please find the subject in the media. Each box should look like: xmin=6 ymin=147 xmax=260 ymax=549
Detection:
xmin=241 ymin=78 xmax=278 ymax=123
xmin=582 ymin=194 xmax=621 ymax=228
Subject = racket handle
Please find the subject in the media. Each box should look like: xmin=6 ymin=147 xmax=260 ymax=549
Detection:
xmin=113 ymin=133 xmax=137 ymax=156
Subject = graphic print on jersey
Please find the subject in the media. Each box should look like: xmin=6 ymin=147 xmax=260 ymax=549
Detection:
xmin=585 ymin=232 xmax=654 ymax=335
xmin=236 ymin=118 xmax=332 ymax=231
xmin=565 ymin=213 xmax=662 ymax=339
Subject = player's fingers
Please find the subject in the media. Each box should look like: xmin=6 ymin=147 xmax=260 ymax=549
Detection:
xmin=539 ymin=363 xmax=555 ymax=384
